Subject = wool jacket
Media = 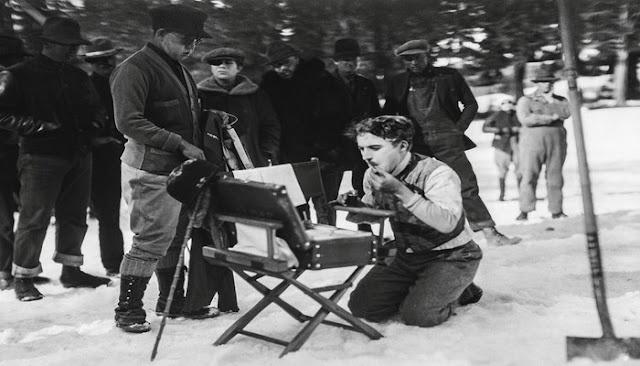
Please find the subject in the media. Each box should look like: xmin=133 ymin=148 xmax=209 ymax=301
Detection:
xmin=482 ymin=110 xmax=521 ymax=153
xmin=110 ymin=44 xmax=201 ymax=175
xmin=261 ymin=58 xmax=351 ymax=164
xmin=198 ymin=74 xmax=280 ymax=167
xmin=362 ymin=153 xmax=473 ymax=253
xmin=0 ymin=54 xmax=104 ymax=156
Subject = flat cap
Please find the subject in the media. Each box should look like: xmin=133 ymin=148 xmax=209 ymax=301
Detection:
xmin=202 ymin=47 xmax=245 ymax=65
xmin=395 ymin=39 xmax=431 ymax=57
xmin=264 ymin=40 xmax=300 ymax=65
xmin=149 ymin=4 xmax=211 ymax=39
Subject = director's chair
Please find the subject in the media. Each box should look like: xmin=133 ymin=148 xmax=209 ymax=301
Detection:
xmin=202 ymin=160 xmax=394 ymax=357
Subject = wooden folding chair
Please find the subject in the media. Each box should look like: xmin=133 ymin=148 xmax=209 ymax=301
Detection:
xmin=202 ymin=161 xmax=394 ymax=357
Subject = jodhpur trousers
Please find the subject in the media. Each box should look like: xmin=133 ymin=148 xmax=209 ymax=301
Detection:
xmin=518 ymin=127 xmax=567 ymax=214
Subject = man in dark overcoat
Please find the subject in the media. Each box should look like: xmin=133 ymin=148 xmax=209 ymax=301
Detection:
xmin=261 ymin=40 xmax=352 ymax=225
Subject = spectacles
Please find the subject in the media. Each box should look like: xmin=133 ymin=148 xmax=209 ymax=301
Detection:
xmin=171 ymin=33 xmax=203 ymax=47
xmin=209 ymin=59 xmax=236 ymax=66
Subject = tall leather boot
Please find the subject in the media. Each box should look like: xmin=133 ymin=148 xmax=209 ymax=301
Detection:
xmin=498 ymin=178 xmax=506 ymax=201
xmin=114 ymin=276 xmax=151 ymax=333
xmin=155 ymin=267 xmax=185 ymax=318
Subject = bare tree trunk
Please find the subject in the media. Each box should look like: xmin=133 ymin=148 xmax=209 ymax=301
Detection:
xmin=613 ymin=49 xmax=628 ymax=106
xmin=613 ymin=1 xmax=630 ymax=106
xmin=513 ymin=57 xmax=526 ymax=100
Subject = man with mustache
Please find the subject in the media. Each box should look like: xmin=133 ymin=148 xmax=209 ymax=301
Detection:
xmin=110 ymin=4 xmax=214 ymax=333
xmin=346 ymin=115 xmax=483 ymax=327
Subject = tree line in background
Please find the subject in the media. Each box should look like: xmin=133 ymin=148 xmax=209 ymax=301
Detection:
xmin=1 ymin=0 xmax=639 ymax=105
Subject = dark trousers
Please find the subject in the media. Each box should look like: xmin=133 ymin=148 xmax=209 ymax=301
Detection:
xmin=91 ymin=143 xmax=124 ymax=271
xmin=419 ymin=132 xmax=495 ymax=231
xmin=0 ymin=147 xmax=19 ymax=279
xmin=348 ymin=241 xmax=482 ymax=327
xmin=163 ymin=207 xmax=238 ymax=312
xmin=312 ymin=162 xmax=344 ymax=225
xmin=13 ymin=152 xmax=92 ymax=277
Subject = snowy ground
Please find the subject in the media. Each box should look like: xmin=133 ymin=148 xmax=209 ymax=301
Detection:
xmin=1 ymin=107 xmax=640 ymax=366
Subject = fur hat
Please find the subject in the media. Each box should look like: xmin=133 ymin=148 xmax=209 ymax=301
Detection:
xmin=149 ymin=4 xmax=212 ymax=39
xmin=202 ymin=47 xmax=245 ymax=65
xmin=36 ymin=16 xmax=90 ymax=45
xmin=531 ymin=68 xmax=560 ymax=83
xmin=166 ymin=159 xmax=222 ymax=206
xmin=332 ymin=38 xmax=360 ymax=59
xmin=264 ymin=40 xmax=300 ymax=65
xmin=81 ymin=38 xmax=123 ymax=59
xmin=395 ymin=39 xmax=431 ymax=57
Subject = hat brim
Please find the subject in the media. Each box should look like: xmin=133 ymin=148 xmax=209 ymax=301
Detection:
xmin=531 ymin=77 xmax=559 ymax=83
xmin=37 ymin=35 xmax=91 ymax=46
xmin=396 ymin=49 xmax=428 ymax=57
xmin=331 ymin=52 xmax=362 ymax=59
xmin=81 ymin=48 xmax=123 ymax=59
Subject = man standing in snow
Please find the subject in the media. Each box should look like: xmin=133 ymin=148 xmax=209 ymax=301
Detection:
xmin=82 ymin=38 xmax=126 ymax=277
xmin=482 ymin=98 xmax=521 ymax=201
xmin=261 ymin=40 xmax=352 ymax=225
xmin=110 ymin=4 xmax=214 ymax=333
xmin=0 ymin=18 xmax=111 ymax=301
xmin=330 ymin=38 xmax=381 ymax=231
xmin=346 ymin=115 xmax=483 ymax=327
xmin=383 ymin=39 xmax=521 ymax=246
xmin=515 ymin=68 xmax=571 ymax=221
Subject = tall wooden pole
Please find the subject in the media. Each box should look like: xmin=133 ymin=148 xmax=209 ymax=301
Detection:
xmin=557 ymin=0 xmax=615 ymax=338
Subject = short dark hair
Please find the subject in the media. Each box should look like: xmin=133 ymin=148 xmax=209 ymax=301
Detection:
xmin=349 ymin=115 xmax=414 ymax=145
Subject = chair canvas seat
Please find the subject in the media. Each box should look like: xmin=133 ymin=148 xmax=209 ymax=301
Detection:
xmin=201 ymin=160 xmax=391 ymax=357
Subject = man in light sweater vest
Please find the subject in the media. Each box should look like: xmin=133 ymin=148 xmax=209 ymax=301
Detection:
xmin=347 ymin=115 xmax=483 ymax=327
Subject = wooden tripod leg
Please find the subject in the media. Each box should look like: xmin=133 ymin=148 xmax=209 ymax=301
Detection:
xmin=215 ymin=276 xmax=293 ymax=346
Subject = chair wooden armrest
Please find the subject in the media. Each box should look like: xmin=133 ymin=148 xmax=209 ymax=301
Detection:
xmin=213 ymin=213 xmax=283 ymax=261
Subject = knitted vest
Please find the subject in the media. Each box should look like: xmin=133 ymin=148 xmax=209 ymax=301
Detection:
xmin=373 ymin=154 xmax=466 ymax=253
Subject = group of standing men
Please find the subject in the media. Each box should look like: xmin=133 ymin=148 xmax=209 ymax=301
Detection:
xmin=483 ymin=68 xmax=571 ymax=220
xmin=0 ymin=3 xmax=572 ymax=332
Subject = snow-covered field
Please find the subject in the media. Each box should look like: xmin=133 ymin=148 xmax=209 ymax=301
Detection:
xmin=1 ymin=107 xmax=639 ymax=366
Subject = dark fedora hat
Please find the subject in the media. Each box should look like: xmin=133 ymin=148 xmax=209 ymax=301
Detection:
xmin=202 ymin=47 xmax=245 ymax=65
xmin=81 ymin=38 xmax=123 ymax=59
xmin=36 ymin=16 xmax=90 ymax=45
xmin=531 ymin=68 xmax=560 ymax=83
xmin=332 ymin=38 xmax=360 ymax=59
xmin=264 ymin=40 xmax=300 ymax=65
xmin=0 ymin=34 xmax=29 ymax=56
xmin=166 ymin=159 xmax=222 ymax=206
xmin=149 ymin=4 xmax=212 ymax=39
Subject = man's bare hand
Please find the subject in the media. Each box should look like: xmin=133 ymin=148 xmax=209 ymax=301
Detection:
xmin=178 ymin=140 xmax=205 ymax=160
xmin=369 ymin=168 xmax=402 ymax=193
